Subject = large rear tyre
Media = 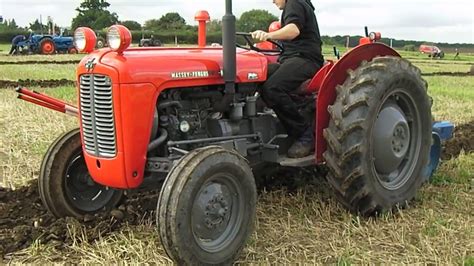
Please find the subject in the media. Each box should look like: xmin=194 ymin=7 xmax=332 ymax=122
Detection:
xmin=39 ymin=38 xmax=56 ymax=55
xmin=323 ymin=56 xmax=432 ymax=216
xmin=39 ymin=128 xmax=123 ymax=218
xmin=157 ymin=146 xmax=257 ymax=264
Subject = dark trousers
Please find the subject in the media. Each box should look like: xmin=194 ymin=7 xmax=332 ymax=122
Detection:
xmin=9 ymin=45 xmax=18 ymax=55
xmin=260 ymin=56 xmax=320 ymax=139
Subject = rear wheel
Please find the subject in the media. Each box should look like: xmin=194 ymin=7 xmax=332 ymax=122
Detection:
xmin=39 ymin=38 xmax=56 ymax=54
xmin=323 ymin=56 xmax=432 ymax=215
xmin=157 ymin=146 xmax=257 ymax=264
xmin=39 ymin=128 xmax=123 ymax=218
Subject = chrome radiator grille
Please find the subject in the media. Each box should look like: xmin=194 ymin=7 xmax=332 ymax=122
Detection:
xmin=79 ymin=74 xmax=116 ymax=157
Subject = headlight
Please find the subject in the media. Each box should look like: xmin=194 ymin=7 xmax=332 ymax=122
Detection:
xmin=369 ymin=32 xmax=382 ymax=41
xmin=74 ymin=27 xmax=96 ymax=53
xmin=107 ymin=25 xmax=131 ymax=53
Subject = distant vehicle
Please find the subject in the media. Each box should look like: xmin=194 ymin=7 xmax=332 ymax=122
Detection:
xmin=16 ymin=33 xmax=77 ymax=54
xmin=419 ymin=45 xmax=444 ymax=59
xmin=139 ymin=36 xmax=162 ymax=47
xmin=0 ymin=15 xmax=3 ymax=23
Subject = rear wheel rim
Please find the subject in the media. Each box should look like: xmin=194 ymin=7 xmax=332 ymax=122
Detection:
xmin=372 ymin=89 xmax=422 ymax=191
xmin=42 ymin=42 xmax=53 ymax=53
xmin=191 ymin=173 xmax=244 ymax=253
xmin=64 ymin=152 xmax=116 ymax=212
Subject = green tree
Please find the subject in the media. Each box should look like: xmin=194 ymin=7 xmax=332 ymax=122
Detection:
xmin=121 ymin=20 xmax=142 ymax=30
xmin=71 ymin=0 xmax=119 ymax=30
xmin=9 ymin=19 xmax=18 ymax=29
xmin=207 ymin=19 xmax=222 ymax=33
xmin=143 ymin=19 xmax=160 ymax=31
xmin=29 ymin=19 xmax=47 ymax=32
xmin=157 ymin=12 xmax=186 ymax=30
xmin=237 ymin=9 xmax=278 ymax=32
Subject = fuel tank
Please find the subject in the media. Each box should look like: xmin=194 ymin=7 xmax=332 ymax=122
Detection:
xmin=81 ymin=47 xmax=269 ymax=88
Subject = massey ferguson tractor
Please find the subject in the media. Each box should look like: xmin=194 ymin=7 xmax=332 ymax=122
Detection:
xmin=16 ymin=1 xmax=454 ymax=264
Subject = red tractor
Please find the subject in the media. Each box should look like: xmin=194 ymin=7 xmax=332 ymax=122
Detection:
xmin=16 ymin=1 xmax=453 ymax=264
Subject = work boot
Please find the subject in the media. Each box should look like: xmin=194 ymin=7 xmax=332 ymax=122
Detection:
xmin=287 ymin=127 xmax=314 ymax=158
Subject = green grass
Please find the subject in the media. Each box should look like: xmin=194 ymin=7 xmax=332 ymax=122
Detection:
xmin=428 ymin=76 xmax=474 ymax=123
xmin=0 ymin=64 xmax=77 ymax=80
xmin=0 ymin=48 xmax=473 ymax=264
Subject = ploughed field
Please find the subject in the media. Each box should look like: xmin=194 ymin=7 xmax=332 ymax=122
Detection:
xmin=0 ymin=47 xmax=473 ymax=264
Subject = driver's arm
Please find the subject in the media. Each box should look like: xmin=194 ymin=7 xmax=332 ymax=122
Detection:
xmin=251 ymin=24 xmax=300 ymax=42
xmin=268 ymin=24 xmax=300 ymax=40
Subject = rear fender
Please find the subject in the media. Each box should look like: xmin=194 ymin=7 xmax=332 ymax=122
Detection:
xmin=314 ymin=43 xmax=400 ymax=162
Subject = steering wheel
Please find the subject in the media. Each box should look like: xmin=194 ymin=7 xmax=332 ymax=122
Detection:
xmin=236 ymin=32 xmax=284 ymax=55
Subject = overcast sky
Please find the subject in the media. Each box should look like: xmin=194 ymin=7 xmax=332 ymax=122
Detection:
xmin=0 ymin=0 xmax=473 ymax=44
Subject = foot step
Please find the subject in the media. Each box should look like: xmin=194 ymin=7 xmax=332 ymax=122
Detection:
xmin=279 ymin=154 xmax=316 ymax=167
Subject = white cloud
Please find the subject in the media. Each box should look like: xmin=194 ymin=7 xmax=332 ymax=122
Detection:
xmin=0 ymin=0 xmax=473 ymax=43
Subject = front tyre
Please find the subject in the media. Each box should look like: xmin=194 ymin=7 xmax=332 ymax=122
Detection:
xmin=39 ymin=128 xmax=123 ymax=218
xmin=323 ymin=56 xmax=431 ymax=216
xmin=157 ymin=146 xmax=257 ymax=264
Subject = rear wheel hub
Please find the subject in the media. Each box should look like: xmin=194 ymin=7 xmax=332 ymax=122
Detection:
xmin=374 ymin=103 xmax=410 ymax=175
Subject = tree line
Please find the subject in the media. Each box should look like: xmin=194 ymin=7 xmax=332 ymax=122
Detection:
xmin=1 ymin=0 xmax=472 ymax=49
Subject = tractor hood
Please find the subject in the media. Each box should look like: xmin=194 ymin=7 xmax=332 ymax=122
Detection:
xmin=77 ymin=47 xmax=269 ymax=88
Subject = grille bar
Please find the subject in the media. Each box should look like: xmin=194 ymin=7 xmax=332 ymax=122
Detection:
xmin=80 ymin=74 xmax=116 ymax=157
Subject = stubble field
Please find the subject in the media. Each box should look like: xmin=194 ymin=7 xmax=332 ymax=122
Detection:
xmin=0 ymin=44 xmax=473 ymax=264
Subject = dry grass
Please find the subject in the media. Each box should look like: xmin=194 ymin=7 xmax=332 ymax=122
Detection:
xmin=0 ymin=52 xmax=473 ymax=264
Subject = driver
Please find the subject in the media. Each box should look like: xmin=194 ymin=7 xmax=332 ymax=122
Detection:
xmin=252 ymin=0 xmax=324 ymax=158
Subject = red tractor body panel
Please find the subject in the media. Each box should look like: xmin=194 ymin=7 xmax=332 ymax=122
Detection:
xmin=314 ymin=42 xmax=400 ymax=162
xmin=77 ymin=47 xmax=269 ymax=188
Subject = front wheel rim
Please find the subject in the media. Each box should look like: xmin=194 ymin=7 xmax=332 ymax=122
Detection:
xmin=191 ymin=173 xmax=244 ymax=253
xmin=372 ymin=89 xmax=422 ymax=191
xmin=64 ymin=152 xmax=116 ymax=212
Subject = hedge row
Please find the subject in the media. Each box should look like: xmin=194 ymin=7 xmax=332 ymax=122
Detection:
xmin=3 ymin=29 xmax=473 ymax=49
xmin=0 ymin=29 xmax=224 ymax=45
xmin=0 ymin=29 xmax=31 ymax=43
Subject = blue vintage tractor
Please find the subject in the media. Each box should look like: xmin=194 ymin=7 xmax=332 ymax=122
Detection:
xmin=16 ymin=33 xmax=77 ymax=55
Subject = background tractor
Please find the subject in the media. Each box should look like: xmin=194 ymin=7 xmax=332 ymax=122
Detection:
xmin=16 ymin=0 xmax=453 ymax=264
xmin=138 ymin=35 xmax=162 ymax=47
xmin=419 ymin=44 xmax=444 ymax=59
xmin=16 ymin=32 xmax=77 ymax=54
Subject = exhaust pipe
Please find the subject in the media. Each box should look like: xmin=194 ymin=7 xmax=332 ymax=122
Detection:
xmin=214 ymin=0 xmax=237 ymax=112
xmin=222 ymin=0 xmax=236 ymax=94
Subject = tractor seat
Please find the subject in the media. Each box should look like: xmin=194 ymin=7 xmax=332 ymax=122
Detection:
xmin=292 ymin=60 xmax=334 ymax=96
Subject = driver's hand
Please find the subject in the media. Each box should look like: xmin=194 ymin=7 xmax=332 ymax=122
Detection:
xmin=251 ymin=30 xmax=270 ymax=42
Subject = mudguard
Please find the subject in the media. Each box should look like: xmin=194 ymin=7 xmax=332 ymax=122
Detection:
xmin=312 ymin=43 xmax=400 ymax=162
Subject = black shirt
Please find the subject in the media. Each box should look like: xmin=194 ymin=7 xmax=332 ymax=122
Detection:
xmin=280 ymin=0 xmax=324 ymax=66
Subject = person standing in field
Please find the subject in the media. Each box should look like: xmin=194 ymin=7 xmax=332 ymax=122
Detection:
xmin=251 ymin=0 xmax=324 ymax=158
xmin=9 ymin=35 xmax=26 ymax=55
xmin=454 ymin=48 xmax=460 ymax=60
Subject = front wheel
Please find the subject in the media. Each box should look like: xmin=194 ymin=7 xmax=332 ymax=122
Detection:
xmin=39 ymin=128 xmax=123 ymax=218
xmin=323 ymin=56 xmax=432 ymax=216
xmin=157 ymin=146 xmax=257 ymax=264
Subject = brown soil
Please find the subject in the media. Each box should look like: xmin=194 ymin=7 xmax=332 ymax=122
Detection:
xmin=0 ymin=166 xmax=325 ymax=260
xmin=0 ymin=79 xmax=74 ymax=88
xmin=441 ymin=120 xmax=474 ymax=160
xmin=421 ymin=72 xmax=473 ymax=77
xmin=0 ymin=119 xmax=471 ymax=260
xmin=0 ymin=181 xmax=161 ymax=260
